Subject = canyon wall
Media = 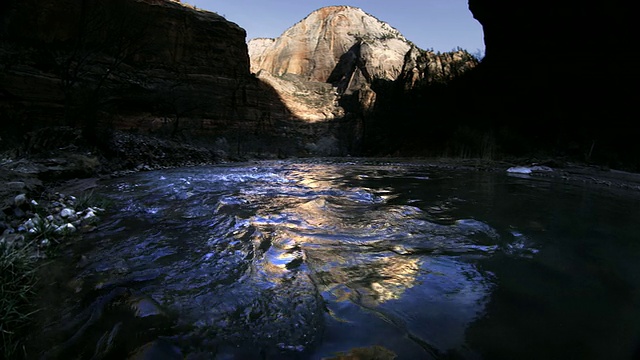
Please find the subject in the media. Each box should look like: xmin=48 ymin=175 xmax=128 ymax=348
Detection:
xmin=466 ymin=0 xmax=638 ymax=168
xmin=0 ymin=0 xmax=325 ymax=158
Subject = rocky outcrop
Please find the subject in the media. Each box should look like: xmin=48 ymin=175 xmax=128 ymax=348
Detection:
xmin=254 ymin=72 xmax=344 ymax=123
xmin=398 ymin=46 xmax=477 ymax=90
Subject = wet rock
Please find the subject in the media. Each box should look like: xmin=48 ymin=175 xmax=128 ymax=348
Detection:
xmin=94 ymin=322 xmax=122 ymax=358
xmin=38 ymin=287 xmax=175 ymax=359
xmin=324 ymin=345 xmax=397 ymax=360
xmin=79 ymin=224 xmax=97 ymax=233
xmin=55 ymin=223 xmax=76 ymax=234
xmin=14 ymin=193 xmax=27 ymax=208
xmin=60 ymin=208 xmax=76 ymax=220
xmin=126 ymin=295 xmax=167 ymax=319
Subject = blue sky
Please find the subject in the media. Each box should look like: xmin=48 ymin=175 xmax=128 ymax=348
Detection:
xmin=184 ymin=1 xmax=484 ymax=54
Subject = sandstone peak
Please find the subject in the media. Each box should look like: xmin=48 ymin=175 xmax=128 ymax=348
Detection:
xmin=248 ymin=5 xmax=411 ymax=83
xmin=247 ymin=5 xmax=476 ymax=123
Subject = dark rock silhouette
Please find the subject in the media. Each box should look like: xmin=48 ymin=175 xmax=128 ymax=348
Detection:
xmin=466 ymin=0 xmax=637 ymax=168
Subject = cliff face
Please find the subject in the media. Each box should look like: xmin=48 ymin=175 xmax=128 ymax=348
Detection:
xmin=0 ymin=0 xmax=317 ymax=158
xmin=247 ymin=6 xmax=412 ymax=122
xmin=1 ymin=0 xmax=247 ymax=114
xmin=398 ymin=46 xmax=477 ymax=90
xmin=249 ymin=6 xmax=410 ymax=84
xmin=466 ymin=0 xmax=638 ymax=168
xmin=248 ymin=6 xmax=477 ymax=123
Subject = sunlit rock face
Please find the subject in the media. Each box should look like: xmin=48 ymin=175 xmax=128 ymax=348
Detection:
xmin=247 ymin=6 xmax=412 ymax=121
xmin=398 ymin=46 xmax=477 ymax=90
xmin=249 ymin=6 xmax=411 ymax=83
xmin=248 ymin=6 xmax=477 ymax=123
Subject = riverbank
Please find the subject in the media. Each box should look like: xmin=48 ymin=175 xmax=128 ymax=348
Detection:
xmin=0 ymin=127 xmax=227 ymax=359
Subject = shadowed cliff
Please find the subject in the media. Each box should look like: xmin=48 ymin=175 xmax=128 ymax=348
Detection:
xmin=2 ymin=0 xmax=637 ymax=170
xmin=0 ymin=0 xmax=346 ymax=162
xmin=362 ymin=0 xmax=638 ymax=170
xmin=454 ymin=0 xmax=637 ymax=168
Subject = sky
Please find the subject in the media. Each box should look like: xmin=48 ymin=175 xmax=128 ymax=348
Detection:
xmin=184 ymin=1 xmax=485 ymax=54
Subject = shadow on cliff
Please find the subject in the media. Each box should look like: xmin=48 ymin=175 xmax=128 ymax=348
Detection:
xmin=458 ymin=0 xmax=638 ymax=170
xmin=0 ymin=0 xmax=333 ymax=165
xmin=355 ymin=0 xmax=639 ymax=171
xmin=363 ymin=47 xmax=638 ymax=171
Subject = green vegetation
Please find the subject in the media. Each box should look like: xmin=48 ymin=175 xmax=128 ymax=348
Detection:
xmin=0 ymin=240 xmax=37 ymax=360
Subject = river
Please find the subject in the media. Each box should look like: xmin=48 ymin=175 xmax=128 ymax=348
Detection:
xmin=27 ymin=159 xmax=640 ymax=359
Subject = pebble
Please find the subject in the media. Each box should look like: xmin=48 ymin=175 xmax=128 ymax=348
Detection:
xmin=14 ymin=194 xmax=27 ymax=207
xmin=84 ymin=211 xmax=97 ymax=220
xmin=24 ymin=218 xmax=36 ymax=230
xmin=56 ymin=223 xmax=77 ymax=234
xmin=60 ymin=208 xmax=76 ymax=218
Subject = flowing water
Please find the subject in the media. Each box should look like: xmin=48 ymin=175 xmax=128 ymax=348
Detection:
xmin=28 ymin=159 xmax=640 ymax=359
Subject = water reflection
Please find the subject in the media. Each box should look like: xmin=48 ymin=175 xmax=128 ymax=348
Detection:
xmin=230 ymin=162 xmax=500 ymax=357
xmin=28 ymin=160 xmax=577 ymax=359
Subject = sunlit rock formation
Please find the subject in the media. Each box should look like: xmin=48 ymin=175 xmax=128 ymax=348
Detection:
xmin=248 ymin=6 xmax=477 ymax=122
xmin=249 ymin=6 xmax=410 ymax=83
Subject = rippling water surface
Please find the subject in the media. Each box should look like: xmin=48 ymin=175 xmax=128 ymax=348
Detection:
xmin=30 ymin=159 xmax=640 ymax=359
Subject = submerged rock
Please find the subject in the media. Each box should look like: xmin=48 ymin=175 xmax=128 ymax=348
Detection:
xmin=37 ymin=288 xmax=175 ymax=359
